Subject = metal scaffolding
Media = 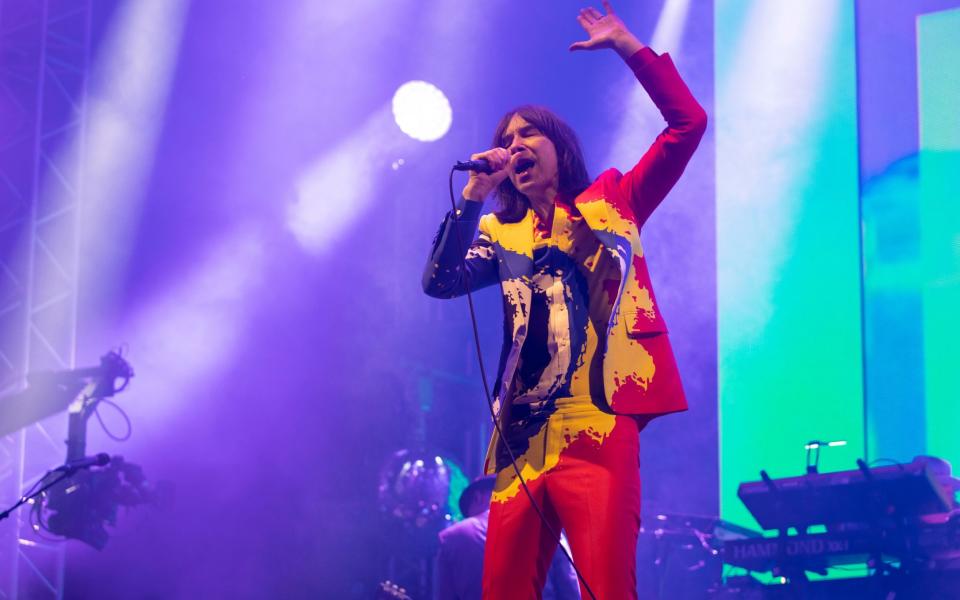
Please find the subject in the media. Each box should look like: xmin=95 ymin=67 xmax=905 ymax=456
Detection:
xmin=0 ymin=0 xmax=92 ymax=597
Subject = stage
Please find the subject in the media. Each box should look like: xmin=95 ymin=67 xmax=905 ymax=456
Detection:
xmin=1 ymin=0 xmax=959 ymax=598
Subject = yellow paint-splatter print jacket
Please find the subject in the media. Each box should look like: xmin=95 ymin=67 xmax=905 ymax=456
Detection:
xmin=422 ymin=50 xmax=706 ymax=463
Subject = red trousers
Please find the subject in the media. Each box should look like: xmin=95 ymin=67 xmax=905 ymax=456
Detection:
xmin=482 ymin=398 xmax=641 ymax=600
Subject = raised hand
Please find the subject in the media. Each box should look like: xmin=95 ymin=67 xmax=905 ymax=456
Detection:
xmin=569 ymin=1 xmax=644 ymax=59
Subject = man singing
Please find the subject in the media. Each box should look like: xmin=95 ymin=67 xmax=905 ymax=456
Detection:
xmin=423 ymin=3 xmax=706 ymax=598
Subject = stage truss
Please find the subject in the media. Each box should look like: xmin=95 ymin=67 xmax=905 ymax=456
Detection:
xmin=0 ymin=0 xmax=92 ymax=597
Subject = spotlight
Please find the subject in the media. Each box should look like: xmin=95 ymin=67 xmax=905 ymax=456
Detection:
xmin=392 ymin=81 xmax=452 ymax=142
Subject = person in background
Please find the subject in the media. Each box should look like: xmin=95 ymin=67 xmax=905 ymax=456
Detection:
xmin=434 ymin=476 xmax=580 ymax=600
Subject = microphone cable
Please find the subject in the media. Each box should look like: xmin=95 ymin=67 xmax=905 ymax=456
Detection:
xmin=446 ymin=167 xmax=598 ymax=600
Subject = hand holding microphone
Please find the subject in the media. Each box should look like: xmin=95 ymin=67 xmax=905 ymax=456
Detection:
xmin=459 ymin=147 xmax=510 ymax=203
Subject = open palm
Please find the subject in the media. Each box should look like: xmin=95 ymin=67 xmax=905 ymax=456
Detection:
xmin=570 ymin=1 xmax=629 ymax=52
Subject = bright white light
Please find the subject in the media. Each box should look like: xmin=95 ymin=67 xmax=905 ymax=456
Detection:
xmin=804 ymin=439 xmax=848 ymax=449
xmin=78 ymin=0 xmax=190 ymax=308
xmin=287 ymin=108 xmax=391 ymax=254
xmin=603 ymin=0 xmax=691 ymax=172
xmin=115 ymin=225 xmax=264 ymax=426
xmin=650 ymin=0 xmax=692 ymax=56
xmin=392 ymin=81 xmax=452 ymax=142
xmin=716 ymin=0 xmax=843 ymax=344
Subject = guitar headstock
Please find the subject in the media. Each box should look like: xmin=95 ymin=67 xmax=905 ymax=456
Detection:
xmin=377 ymin=580 xmax=412 ymax=600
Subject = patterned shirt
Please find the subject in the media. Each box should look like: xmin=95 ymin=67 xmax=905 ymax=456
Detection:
xmin=512 ymin=196 xmax=622 ymax=406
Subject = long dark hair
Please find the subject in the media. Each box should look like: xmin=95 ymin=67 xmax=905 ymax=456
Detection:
xmin=491 ymin=105 xmax=591 ymax=223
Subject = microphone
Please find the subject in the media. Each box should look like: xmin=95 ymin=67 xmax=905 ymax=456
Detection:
xmin=56 ymin=453 xmax=111 ymax=472
xmin=454 ymin=159 xmax=493 ymax=174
